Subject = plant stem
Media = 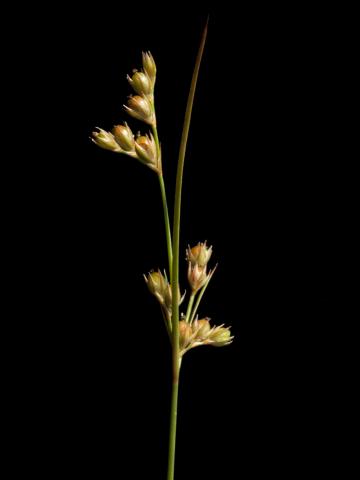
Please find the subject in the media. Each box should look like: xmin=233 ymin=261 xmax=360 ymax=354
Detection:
xmin=168 ymin=19 xmax=208 ymax=480
xmin=167 ymin=378 xmax=179 ymax=480
xmin=185 ymin=292 xmax=196 ymax=323
xmin=189 ymin=285 xmax=207 ymax=324
xmin=152 ymin=125 xmax=173 ymax=278
xmin=189 ymin=267 xmax=217 ymax=324
xmin=158 ymin=173 xmax=173 ymax=279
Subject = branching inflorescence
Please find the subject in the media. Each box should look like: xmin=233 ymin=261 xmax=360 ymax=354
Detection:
xmin=91 ymin=25 xmax=233 ymax=480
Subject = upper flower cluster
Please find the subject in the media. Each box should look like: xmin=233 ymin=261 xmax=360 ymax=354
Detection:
xmin=91 ymin=52 xmax=161 ymax=173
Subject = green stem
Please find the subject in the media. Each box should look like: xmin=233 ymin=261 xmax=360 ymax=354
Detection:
xmin=189 ymin=286 xmax=206 ymax=324
xmin=167 ymin=378 xmax=179 ymax=480
xmin=152 ymin=123 xmax=160 ymax=152
xmin=185 ymin=293 xmax=196 ymax=323
xmin=168 ymin=19 xmax=208 ymax=480
xmin=152 ymin=125 xmax=173 ymax=279
xmin=189 ymin=267 xmax=216 ymax=324
xmin=158 ymin=173 xmax=173 ymax=279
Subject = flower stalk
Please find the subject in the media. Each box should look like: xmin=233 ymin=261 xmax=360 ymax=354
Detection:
xmin=152 ymin=124 xmax=173 ymax=278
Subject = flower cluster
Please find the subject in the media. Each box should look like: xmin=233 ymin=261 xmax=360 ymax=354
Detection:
xmin=179 ymin=317 xmax=233 ymax=356
xmin=92 ymin=52 xmax=161 ymax=173
xmin=92 ymin=50 xmax=234 ymax=359
xmin=145 ymin=242 xmax=233 ymax=355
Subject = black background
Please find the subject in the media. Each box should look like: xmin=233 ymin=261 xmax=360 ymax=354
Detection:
xmin=8 ymin=4 xmax=348 ymax=479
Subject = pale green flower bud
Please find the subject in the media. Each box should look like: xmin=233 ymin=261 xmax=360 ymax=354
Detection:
xmin=186 ymin=242 xmax=213 ymax=268
xmin=127 ymin=71 xmax=152 ymax=96
xmin=112 ymin=123 xmax=135 ymax=151
xmin=91 ymin=128 xmax=121 ymax=152
xmin=142 ymin=51 xmax=156 ymax=86
xmin=209 ymin=326 xmax=233 ymax=347
xmin=124 ymin=94 xmax=155 ymax=125
xmin=144 ymin=270 xmax=168 ymax=304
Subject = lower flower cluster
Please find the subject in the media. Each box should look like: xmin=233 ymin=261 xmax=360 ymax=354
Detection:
xmin=144 ymin=242 xmax=234 ymax=356
xmin=179 ymin=317 xmax=233 ymax=356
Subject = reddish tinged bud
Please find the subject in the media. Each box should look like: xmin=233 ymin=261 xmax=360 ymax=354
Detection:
xmin=135 ymin=133 xmax=160 ymax=171
xmin=187 ymin=262 xmax=208 ymax=292
xmin=186 ymin=242 xmax=212 ymax=268
xmin=179 ymin=320 xmax=193 ymax=350
xmin=112 ymin=123 xmax=135 ymax=151
xmin=124 ymin=94 xmax=154 ymax=125
xmin=195 ymin=318 xmax=212 ymax=339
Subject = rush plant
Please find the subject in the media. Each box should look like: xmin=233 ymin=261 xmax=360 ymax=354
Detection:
xmin=91 ymin=21 xmax=233 ymax=480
